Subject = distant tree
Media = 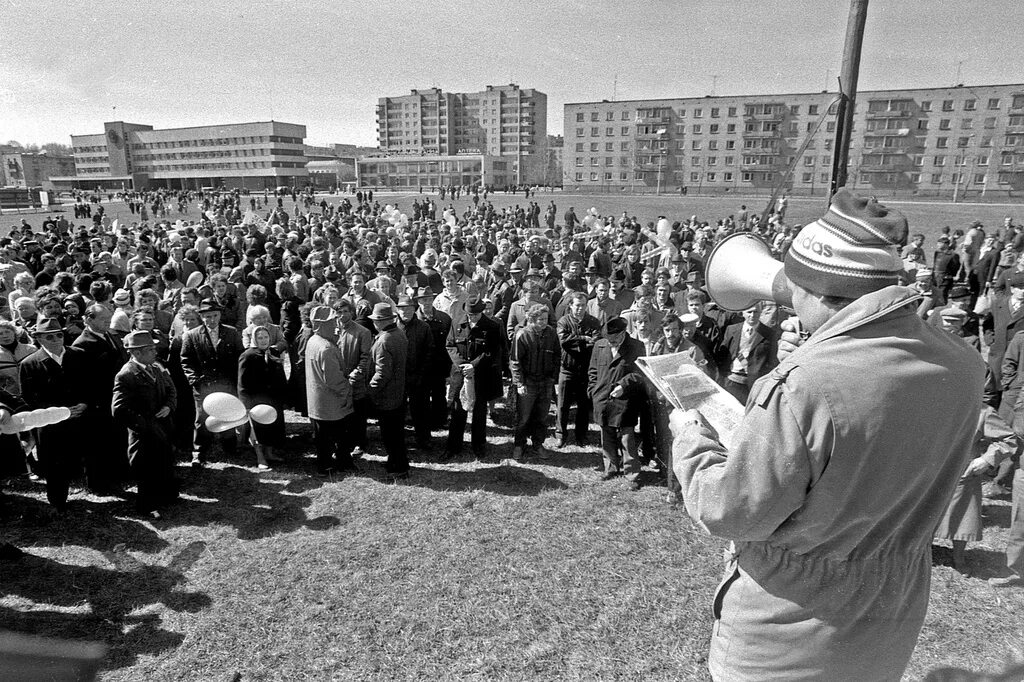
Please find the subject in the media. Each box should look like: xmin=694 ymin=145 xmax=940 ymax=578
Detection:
xmin=5 ymin=140 xmax=23 ymax=148
xmin=40 ymin=143 xmax=72 ymax=156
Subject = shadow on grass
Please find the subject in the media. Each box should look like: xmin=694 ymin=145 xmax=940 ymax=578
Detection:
xmin=0 ymin=541 xmax=210 ymax=671
xmin=931 ymin=544 xmax=1009 ymax=580
xmin=403 ymin=461 xmax=570 ymax=496
xmin=0 ymin=494 xmax=170 ymax=554
xmin=166 ymin=465 xmax=340 ymax=540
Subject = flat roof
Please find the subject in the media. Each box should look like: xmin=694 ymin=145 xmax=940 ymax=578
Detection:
xmin=71 ymin=119 xmax=306 ymax=138
xmin=564 ymin=82 xmax=1024 ymax=107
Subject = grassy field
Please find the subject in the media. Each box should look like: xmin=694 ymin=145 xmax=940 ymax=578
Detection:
xmin=1 ymin=409 xmax=1022 ymax=681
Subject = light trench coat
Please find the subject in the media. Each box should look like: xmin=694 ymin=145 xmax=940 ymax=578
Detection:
xmin=674 ymin=286 xmax=984 ymax=681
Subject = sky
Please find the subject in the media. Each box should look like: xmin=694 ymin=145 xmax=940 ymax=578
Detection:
xmin=2 ymin=0 xmax=1023 ymax=148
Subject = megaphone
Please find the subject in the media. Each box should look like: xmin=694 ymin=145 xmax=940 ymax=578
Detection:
xmin=705 ymin=233 xmax=793 ymax=312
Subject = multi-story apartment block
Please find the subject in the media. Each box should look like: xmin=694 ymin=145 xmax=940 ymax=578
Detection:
xmin=374 ymin=84 xmax=548 ymax=184
xmin=51 ymin=120 xmax=308 ymax=191
xmin=564 ymin=84 xmax=1024 ymax=197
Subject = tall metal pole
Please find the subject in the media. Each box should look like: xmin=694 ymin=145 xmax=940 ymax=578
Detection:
xmin=829 ymin=0 xmax=870 ymax=198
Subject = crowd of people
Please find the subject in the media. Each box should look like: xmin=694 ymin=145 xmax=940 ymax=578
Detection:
xmin=0 ymin=188 xmax=1018 ymax=589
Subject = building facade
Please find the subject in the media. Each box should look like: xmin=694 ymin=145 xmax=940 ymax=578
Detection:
xmin=52 ymin=120 xmax=308 ymax=191
xmin=375 ymin=84 xmax=548 ymax=183
xmin=356 ymin=154 xmax=515 ymax=189
xmin=564 ymin=83 xmax=1024 ymax=197
xmin=1 ymin=148 xmax=76 ymax=188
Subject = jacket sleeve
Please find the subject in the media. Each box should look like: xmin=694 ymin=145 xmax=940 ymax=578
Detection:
xmin=1001 ymin=333 xmax=1022 ymax=389
xmin=978 ymin=407 xmax=1018 ymax=468
xmin=112 ymin=373 xmax=147 ymax=431
xmin=672 ymin=371 xmax=817 ymax=541
xmin=369 ymin=341 xmax=391 ymax=392
xmin=446 ymin=323 xmax=464 ymax=365
xmin=509 ymin=330 xmax=525 ymax=386
xmin=179 ymin=333 xmax=199 ymax=387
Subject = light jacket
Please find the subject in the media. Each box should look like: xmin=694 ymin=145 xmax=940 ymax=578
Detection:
xmin=673 ymin=286 xmax=984 ymax=681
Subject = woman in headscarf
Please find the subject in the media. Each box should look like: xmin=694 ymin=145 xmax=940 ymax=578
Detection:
xmin=237 ymin=325 xmax=287 ymax=470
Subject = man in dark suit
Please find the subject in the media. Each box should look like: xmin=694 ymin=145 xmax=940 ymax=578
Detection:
xmin=179 ymin=298 xmax=244 ymax=466
xmin=18 ymin=316 xmax=90 ymax=510
xmin=989 ymin=273 xmax=1024 ymax=413
xmin=73 ymin=304 xmax=129 ymax=494
xmin=588 ymin=317 xmax=646 ymax=490
xmin=445 ymin=298 xmax=504 ymax=459
xmin=720 ymin=301 xmax=779 ymax=405
xmin=112 ymin=330 xmax=178 ymax=519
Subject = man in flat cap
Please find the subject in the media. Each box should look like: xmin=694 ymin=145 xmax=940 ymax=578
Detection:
xmin=445 ymin=298 xmax=504 ymax=459
xmin=305 ymin=305 xmax=357 ymax=476
xmin=368 ymin=303 xmax=409 ymax=479
xmin=670 ymin=189 xmax=983 ymax=680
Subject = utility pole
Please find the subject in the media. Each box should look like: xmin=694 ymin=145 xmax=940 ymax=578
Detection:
xmin=829 ymin=0 xmax=870 ymax=198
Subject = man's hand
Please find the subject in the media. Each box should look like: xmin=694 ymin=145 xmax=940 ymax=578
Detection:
xmin=964 ymin=456 xmax=991 ymax=477
xmin=516 ymin=384 xmax=527 ymax=396
xmin=778 ymin=316 xmax=805 ymax=363
xmin=669 ymin=408 xmax=704 ymax=438
xmin=610 ymin=385 xmax=624 ymax=399
xmin=69 ymin=403 xmax=88 ymax=418
xmin=460 ymin=363 xmax=475 ymax=378
xmin=155 ymin=406 xmax=171 ymax=419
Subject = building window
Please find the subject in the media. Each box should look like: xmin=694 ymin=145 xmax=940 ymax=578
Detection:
xmin=975 ymin=173 xmax=986 ymax=184
xmin=725 ymin=140 xmax=735 ymax=150
xmin=622 ymin=111 xmax=631 ymax=120
xmin=741 ymin=172 xmax=752 ymax=182
xmin=808 ymin=104 xmax=819 ymax=115
xmin=964 ymin=99 xmax=976 ymax=111
xmin=575 ymin=143 xmax=584 ymax=152
xmin=919 ymin=100 xmax=932 ymax=111
xmin=821 ymin=173 xmax=829 ymax=183
xmin=981 ymin=136 xmax=992 ymax=147
xmin=620 ymin=171 xmax=628 ymax=180
xmin=942 ymin=100 xmax=954 ymax=111
xmin=676 ymin=141 xmax=685 ymax=150
xmin=707 ymin=156 xmax=717 ymax=166
xmin=790 ymin=105 xmax=800 ymax=115
xmin=710 ymin=124 xmax=720 ymax=134
xmin=575 ymin=157 xmax=583 ymax=167
xmin=575 ymin=128 xmax=584 ymax=137
xmin=590 ymin=143 xmax=599 ymax=151
xmin=692 ymin=140 xmax=702 ymax=150
xmin=711 ymin=107 xmax=720 ymax=118
xmin=693 ymin=124 xmax=702 ymax=134
xmin=606 ymin=111 xmax=615 ymax=121
xmin=706 ymin=172 xmax=716 ymax=181
xmin=591 ymin=127 xmax=599 ymax=136
xmin=691 ymin=157 xmax=701 ymax=166
xmin=822 ymin=155 xmax=831 ymax=165
xmin=934 ymin=155 xmax=946 ymax=166
xmin=694 ymin=108 xmax=703 ymax=118
xmin=605 ymin=157 xmax=614 ymax=166
xmin=591 ymin=158 xmax=599 ymax=166
xmin=727 ymin=123 xmax=736 ymax=134
xmin=621 ymin=126 xmax=630 ymax=135
xmin=936 ymin=137 xmax=948 ymax=148
xmin=590 ymin=112 xmax=599 ymax=122
xmin=938 ymin=119 xmax=951 ymax=130
xmin=790 ymin=122 xmax=799 ymax=133
xmin=958 ymin=137 xmax=971 ymax=148
xmin=590 ymin=172 xmax=598 ymax=181
xmin=978 ymin=155 xmax=989 ymax=166
xmin=725 ymin=155 xmax=734 ymax=165
xmin=802 ymin=172 xmax=813 ymax=182
xmin=606 ymin=127 xmax=614 ymax=136
xmin=913 ymin=155 xmax=924 ymax=166
xmin=576 ymin=113 xmax=585 ymax=122
xmin=826 ymin=122 xmax=836 ymax=132
xmin=988 ymin=98 xmax=1001 ymax=110
xmin=984 ymin=117 xmax=997 ymax=129
xmin=910 ymin=172 xmax=921 ymax=183
xmin=708 ymin=140 xmax=718 ymax=150
xmin=605 ymin=142 xmax=614 ymax=151
xmin=917 ymin=120 xmax=929 ymax=130
xmin=804 ymin=156 xmax=815 ymax=166
xmin=961 ymin=119 xmax=973 ymax=129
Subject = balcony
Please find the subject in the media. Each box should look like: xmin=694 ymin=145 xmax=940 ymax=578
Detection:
xmin=744 ymin=111 xmax=785 ymax=122
xmin=636 ymin=115 xmax=672 ymax=125
xmin=742 ymin=130 xmax=781 ymax=139
xmin=863 ymin=128 xmax=911 ymax=137
xmin=861 ymin=147 xmax=912 ymax=156
xmin=860 ymin=163 xmax=912 ymax=172
xmin=866 ymin=109 xmax=912 ymax=119
xmin=635 ymin=131 xmax=669 ymax=140
xmin=1007 ymin=124 xmax=1024 ymax=133
xmin=740 ymin=162 xmax=780 ymax=171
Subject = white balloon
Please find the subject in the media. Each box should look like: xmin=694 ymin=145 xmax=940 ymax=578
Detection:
xmin=248 ymin=404 xmax=278 ymax=425
xmin=202 ymin=392 xmax=247 ymax=422
xmin=205 ymin=415 xmax=248 ymax=433
xmin=446 ymin=214 xmax=456 ymax=227
xmin=589 ymin=207 xmax=598 ymax=216
xmin=385 ymin=204 xmax=395 ymax=213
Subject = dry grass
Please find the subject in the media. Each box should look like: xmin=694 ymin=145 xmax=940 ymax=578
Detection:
xmin=1 ymin=410 xmax=1022 ymax=681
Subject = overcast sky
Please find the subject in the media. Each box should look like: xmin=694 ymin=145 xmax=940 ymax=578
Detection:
xmin=2 ymin=0 xmax=1022 ymax=148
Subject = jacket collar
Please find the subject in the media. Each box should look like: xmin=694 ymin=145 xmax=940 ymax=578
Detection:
xmin=802 ymin=285 xmax=923 ymax=350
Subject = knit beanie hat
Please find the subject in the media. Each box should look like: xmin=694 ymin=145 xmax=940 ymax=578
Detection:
xmin=784 ymin=189 xmax=908 ymax=299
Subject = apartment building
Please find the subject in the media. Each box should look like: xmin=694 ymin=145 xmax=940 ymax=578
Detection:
xmin=564 ymin=83 xmax=1024 ymax=197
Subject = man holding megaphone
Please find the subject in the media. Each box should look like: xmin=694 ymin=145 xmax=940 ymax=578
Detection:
xmin=671 ymin=189 xmax=984 ymax=681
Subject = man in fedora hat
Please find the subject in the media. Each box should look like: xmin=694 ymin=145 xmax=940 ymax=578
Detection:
xmin=112 ymin=330 xmax=179 ymax=519
xmin=670 ymin=189 xmax=984 ymax=680
xmin=179 ymin=297 xmax=244 ymax=466
xmin=368 ymin=303 xmax=409 ymax=479
xmin=18 ymin=316 xmax=91 ymax=510
xmin=396 ymin=294 xmax=434 ymax=451
xmin=415 ymin=287 xmax=453 ymax=429
xmin=305 ymin=305 xmax=357 ymax=476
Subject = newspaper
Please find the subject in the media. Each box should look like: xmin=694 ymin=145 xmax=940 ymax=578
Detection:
xmin=637 ymin=352 xmax=745 ymax=448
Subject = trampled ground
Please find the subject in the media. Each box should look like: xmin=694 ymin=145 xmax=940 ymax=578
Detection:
xmin=1 ymin=409 xmax=1022 ymax=681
